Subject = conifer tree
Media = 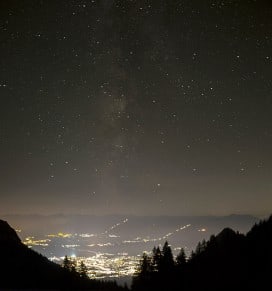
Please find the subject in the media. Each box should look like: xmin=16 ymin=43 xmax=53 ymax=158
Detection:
xmin=151 ymin=246 xmax=162 ymax=272
xmin=63 ymin=255 xmax=72 ymax=270
xmin=176 ymin=248 xmax=186 ymax=267
xmin=139 ymin=253 xmax=152 ymax=276
xmin=161 ymin=241 xmax=174 ymax=273
xmin=62 ymin=255 xmax=76 ymax=273
xmin=79 ymin=261 xmax=88 ymax=279
xmin=132 ymin=252 xmax=152 ymax=290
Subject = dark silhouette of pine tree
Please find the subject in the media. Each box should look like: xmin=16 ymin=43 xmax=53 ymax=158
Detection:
xmin=151 ymin=246 xmax=162 ymax=272
xmin=132 ymin=252 xmax=153 ymax=291
xmin=79 ymin=261 xmax=88 ymax=279
xmin=176 ymin=248 xmax=186 ymax=267
xmin=63 ymin=255 xmax=71 ymax=270
xmin=195 ymin=239 xmax=206 ymax=255
xmin=131 ymin=215 xmax=272 ymax=291
xmin=132 ymin=216 xmax=272 ymax=291
xmin=161 ymin=241 xmax=174 ymax=273
xmin=62 ymin=255 xmax=77 ymax=274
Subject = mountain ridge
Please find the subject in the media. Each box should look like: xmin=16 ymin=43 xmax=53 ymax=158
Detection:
xmin=132 ymin=215 xmax=272 ymax=291
xmin=0 ymin=219 xmax=124 ymax=290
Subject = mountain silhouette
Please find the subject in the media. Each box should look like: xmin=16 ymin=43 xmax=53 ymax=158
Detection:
xmin=0 ymin=219 xmax=21 ymax=243
xmin=215 ymin=227 xmax=237 ymax=241
xmin=2 ymin=216 xmax=271 ymax=290
xmin=132 ymin=215 xmax=272 ymax=291
xmin=0 ymin=219 xmax=124 ymax=290
xmin=188 ymin=217 xmax=272 ymax=290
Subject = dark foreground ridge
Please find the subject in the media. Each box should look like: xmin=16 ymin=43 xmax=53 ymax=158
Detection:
xmin=1 ymin=216 xmax=272 ymax=290
xmin=132 ymin=215 xmax=272 ymax=291
xmin=0 ymin=220 xmax=125 ymax=290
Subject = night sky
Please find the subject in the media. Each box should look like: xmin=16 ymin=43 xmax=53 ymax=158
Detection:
xmin=1 ymin=0 xmax=272 ymax=216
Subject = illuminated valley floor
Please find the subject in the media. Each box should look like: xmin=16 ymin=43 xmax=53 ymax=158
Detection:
xmin=13 ymin=215 xmax=257 ymax=283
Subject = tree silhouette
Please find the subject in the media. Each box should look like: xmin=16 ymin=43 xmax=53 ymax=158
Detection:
xmin=62 ymin=255 xmax=76 ymax=273
xmin=63 ymin=255 xmax=72 ymax=270
xmin=132 ymin=252 xmax=152 ymax=290
xmin=79 ymin=261 xmax=88 ymax=279
xmin=151 ymin=246 xmax=162 ymax=272
xmin=139 ymin=253 xmax=152 ymax=276
xmin=132 ymin=216 xmax=272 ymax=291
xmin=161 ymin=241 xmax=174 ymax=273
xmin=176 ymin=248 xmax=186 ymax=267
xmin=195 ymin=239 xmax=207 ymax=255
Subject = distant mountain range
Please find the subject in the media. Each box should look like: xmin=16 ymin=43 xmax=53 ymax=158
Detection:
xmin=1 ymin=213 xmax=259 ymax=259
xmin=2 ymin=214 xmax=259 ymax=241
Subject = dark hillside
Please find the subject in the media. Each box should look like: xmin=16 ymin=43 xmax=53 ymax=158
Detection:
xmin=0 ymin=219 xmax=123 ymax=290
xmin=132 ymin=215 xmax=272 ymax=291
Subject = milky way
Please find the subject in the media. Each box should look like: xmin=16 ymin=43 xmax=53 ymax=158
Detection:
xmin=1 ymin=0 xmax=272 ymax=216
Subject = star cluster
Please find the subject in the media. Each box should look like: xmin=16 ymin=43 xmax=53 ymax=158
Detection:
xmin=1 ymin=0 xmax=272 ymax=216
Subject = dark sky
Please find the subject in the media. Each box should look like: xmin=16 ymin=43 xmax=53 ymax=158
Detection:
xmin=1 ymin=0 xmax=272 ymax=216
